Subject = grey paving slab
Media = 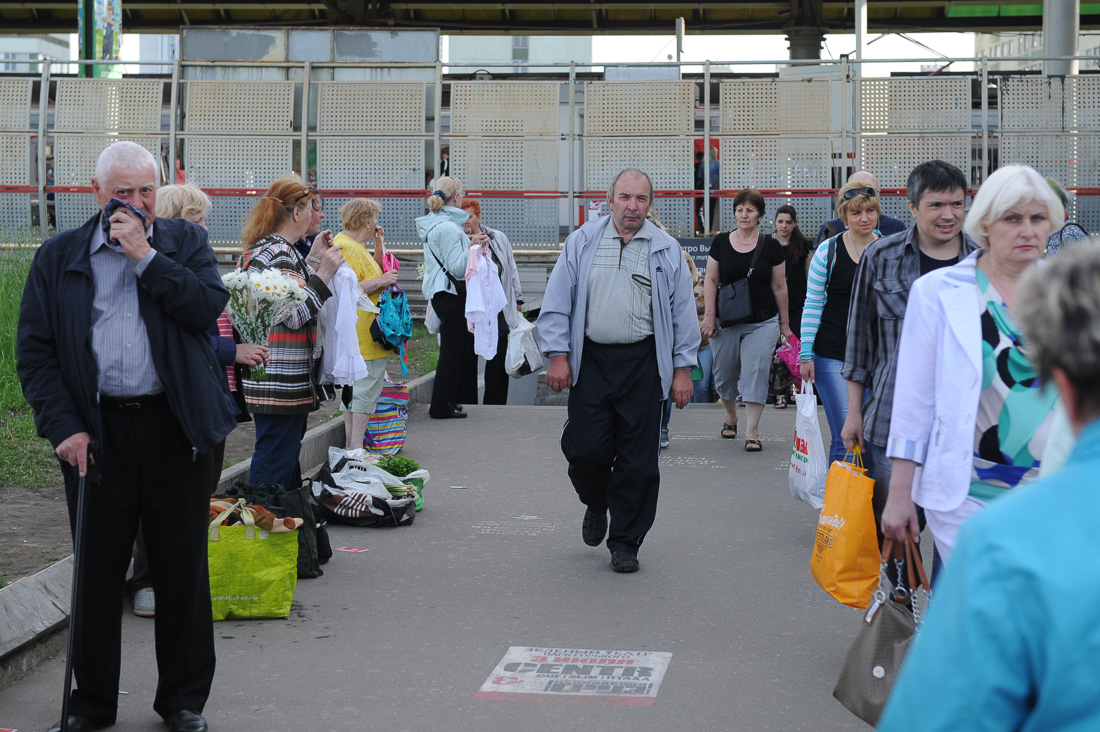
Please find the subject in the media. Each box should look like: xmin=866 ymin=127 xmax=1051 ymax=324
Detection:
xmin=0 ymin=403 xmax=871 ymax=732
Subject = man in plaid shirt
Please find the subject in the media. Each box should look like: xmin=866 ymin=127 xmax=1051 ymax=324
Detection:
xmin=840 ymin=160 xmax=978 ymax=551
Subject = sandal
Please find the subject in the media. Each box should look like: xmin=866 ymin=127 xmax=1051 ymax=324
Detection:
xmin=721 ymin=423 xmax=738 ymax=439
xmin=745 ymin=439 xmax=762 ymax=452
xmin=774 ymin=395 xmax=788 ymax=409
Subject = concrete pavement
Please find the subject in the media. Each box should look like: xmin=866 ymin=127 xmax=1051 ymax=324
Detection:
xmin=0 ymin=402 xmax=871 ymax=731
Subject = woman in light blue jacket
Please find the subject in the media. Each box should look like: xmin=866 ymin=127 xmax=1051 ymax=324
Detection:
xmin=416 ymin=176 xmax=488 ymax=419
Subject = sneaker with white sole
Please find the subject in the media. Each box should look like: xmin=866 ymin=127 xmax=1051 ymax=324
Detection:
xmin=660 ymin=430 xmax=670 ymax=449
xmin=133 ymin=587 xmax=155 ymax=617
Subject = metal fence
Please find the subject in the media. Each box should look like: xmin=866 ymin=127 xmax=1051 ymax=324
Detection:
xmin=3 ymin=57 xmax=1100 ymax=249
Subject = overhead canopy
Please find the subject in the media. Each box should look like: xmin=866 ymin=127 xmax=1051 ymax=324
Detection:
xmin=1 ymin=0 xmax=1095 ymax=34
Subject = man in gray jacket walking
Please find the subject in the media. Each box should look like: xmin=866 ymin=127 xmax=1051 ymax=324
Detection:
xmin=538 ymin=168 xmax=699 ymax=573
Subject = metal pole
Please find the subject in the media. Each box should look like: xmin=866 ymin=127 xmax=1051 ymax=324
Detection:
xmin=433 ymin=61 xmax=443 ymax=187
xmin=168 ymin=60 xmax=180 ymax=184
xmin=80 ymin=0 xmax=94 ymax=79
xmin=1042 ymin=0 xmax=1080 ymax=76
xmin=703 ymin=60 xmax=711 ymax=235
xmin=567 ymin=61 xmax=576 ymax=233
xmin=300 ymin=61 xmax=311 ymax=180
xmin=37 ymin=57 xmax=51 ymax=239
xmin=840 ymin=56 xmax=849 ymax=183
xmin=854 ymin=0 xmax=867 ymax=79
xmin=980 ymin=56 xmax=989 ymax=184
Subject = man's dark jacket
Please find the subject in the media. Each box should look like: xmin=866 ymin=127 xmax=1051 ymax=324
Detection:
xmin=17 ymin=213 xmax=237 ymax=478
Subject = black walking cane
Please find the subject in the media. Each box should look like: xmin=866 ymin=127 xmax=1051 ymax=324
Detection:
xmin=60 ymin=442 xmax=94 ymax=732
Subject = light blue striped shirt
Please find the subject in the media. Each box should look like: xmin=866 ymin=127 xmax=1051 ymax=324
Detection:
xmin=89 ymin=217 xmax=164 ymax=397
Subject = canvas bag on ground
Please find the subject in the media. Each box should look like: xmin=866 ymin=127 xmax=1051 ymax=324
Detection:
xmin=505 ymin=317 xmax=544 ymax=379
xmin=790 ymin=381 xmax=827 ymax=508
xmin=810 ymin=447 xmax=879 ymax=609
xmin=208 ymin=499 xmax=299 ymax=621
xmin=833 ymin=536 xmax=931 ymax=726
xmin=363 ymin=376 xmax=410 ymax=455
xmin=219 ymin=479 xmax=325 ymax=578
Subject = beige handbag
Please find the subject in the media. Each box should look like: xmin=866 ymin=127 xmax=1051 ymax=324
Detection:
xmin=832 ymin=535 xmax=931 ymax=726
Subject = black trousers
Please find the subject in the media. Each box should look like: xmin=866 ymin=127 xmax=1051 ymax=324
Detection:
xmin=560 ymin=338 xmax=662 ymax=555
xmin=62 ymin=398 xmax=215 ymax=724
xmin=430 ymin=290 xmax=475 ymax=417
xmin=483 ymin=312 xmax=510 ymax=405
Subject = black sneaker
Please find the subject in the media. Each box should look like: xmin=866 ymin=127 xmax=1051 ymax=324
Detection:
xmin=582 ymin=507 xmax=608 ymax=546
xmin=610 ymin=550 xmax=640 ymax=573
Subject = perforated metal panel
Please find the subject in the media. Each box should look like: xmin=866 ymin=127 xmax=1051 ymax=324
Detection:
xmin=55 ymin=192 xmax=99 ymax=232
xmin=0 ymin=134 xmax=30 ymax=185
xmin=184 ymin=137 xmax=293 ymax=188
xmin=475 ymin=198 xmax=559 ymax=248
xmin=316 ymin=138 xmax=424 ymax=189
xmin=450 ymin=82 xmax=559 ymax=135
xmin=999 ymin=134 xmax=1078 ymax=187
xmin=0 ymin=194 xmax=32 ymax=233
xmin=0 ymin=79 xmax=32 ymax=130
xmin=204 ymin=196 xmax=256 ymax=249
xmin=1075 ymin=195 xmax=1100 ymax=235
xmin=1000 ymin=78 xmax=1068 ymax=131
xmin=647 ymin=198 xmax=693 ymax=238
xmin=858 ymin=136 xmax=971 ymax=188
xmin=878 ymin=197 xmax=915 ymax=230
xmin=859 ymin=78 xmax=970 ymax=132
xmin=1069 ymin=78 xmax=1100 ymax=131
xmin=720 ymin=80 xmax=832 ymax=135
xmin=316 ymin=83 xmax=425 ymax=135
xmin=451 ymin=139 xmax=557 ymax=190
xmin=1076 ymin=135 xmax=1100 ymax=193
xmin=185 ymin=82 xmax=295 ymax=133
xmin=55 ymin=79 xmax=163 ymax=133
xmin=585 ymin=82 xmax=693 ymax=136
xmin=719 ymin=137 xmax=832 ymax=190
xmin=53 ymin=135 xmax=162 ymax=187
xmin=583 ymin=138 xmax=692 ymax=191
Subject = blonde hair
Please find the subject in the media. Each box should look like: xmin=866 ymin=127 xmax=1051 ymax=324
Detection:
xmin=241 ymin=174 xmax=314 ymax=248
xmin=682 ymin=249 xmax=701 ymax=287
xmin=340 ymin=198 xmax=382 ymax=231
xmin=427 ymin=176 xmax=462 ymax=214
xmin=964 ymin=164 xmax=1065 ymax=249
xmin=156 ymin=184 xmax=211 ymax=220
xmin=836 ymin=180 xmax=882 ymax=220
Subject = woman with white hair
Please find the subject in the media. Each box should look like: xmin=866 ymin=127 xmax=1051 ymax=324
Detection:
xmin=881 ymin=164 xmax=1064 ymax=575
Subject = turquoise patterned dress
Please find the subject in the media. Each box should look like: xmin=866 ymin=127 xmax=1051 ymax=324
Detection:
xmin=968 ymin=269 xmax=1056 ymax=502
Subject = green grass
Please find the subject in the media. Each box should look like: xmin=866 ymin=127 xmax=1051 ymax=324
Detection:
xmin=405 ymin=325 xmax=440 ymax=376
xmin=1 ymin=244 xmax=59 ymax=488
xmin=0 ymin=571 xmax=8 ymax=590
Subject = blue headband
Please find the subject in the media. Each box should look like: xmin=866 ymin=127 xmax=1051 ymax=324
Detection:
xmin=432 ymin=190 xmax=447 ymax=200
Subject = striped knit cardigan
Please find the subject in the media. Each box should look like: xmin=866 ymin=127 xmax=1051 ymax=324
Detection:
xmin=239 ymin=234 xmax=333 ymax=415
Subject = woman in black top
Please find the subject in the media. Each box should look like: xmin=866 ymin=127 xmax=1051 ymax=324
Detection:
xmin=769 ymin=204 xmax=811 ymax=408
xmin=701 ymin=188 xmax=792 ymax=451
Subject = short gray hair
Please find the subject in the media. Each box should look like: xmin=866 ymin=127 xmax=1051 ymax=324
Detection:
xmin=607 ymin=168 xmax=654 ymax=201
xmin=1017 ymin=244 xmax=1100 ymax=418
xmin=94 ymin=141 xmax=159 ymax=182
xmin=963 ymin=164 xmax=1065 ymax=249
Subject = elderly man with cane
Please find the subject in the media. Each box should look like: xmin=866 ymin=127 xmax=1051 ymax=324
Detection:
xmin=17 ymin=141 xmax=236 ymax=732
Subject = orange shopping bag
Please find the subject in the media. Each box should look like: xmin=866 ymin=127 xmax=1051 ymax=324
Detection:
xmin=810 ymin=447 xmax=879 ymax=609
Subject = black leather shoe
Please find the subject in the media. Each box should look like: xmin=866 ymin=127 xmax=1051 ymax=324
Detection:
xmin=610 ymin=550 xmax=640 ymax=573
xmin=165 ymin=710 xmax=208 ymax=732
xmin=47 ymin=717 xmax=95 ymax=732
xmin=453 ymin=403 xmax=464 ymax=412
xmin=582 ymin=507 xmax=608 ymax=546
xmin=430 ymin=409 xmax=467 ymax=419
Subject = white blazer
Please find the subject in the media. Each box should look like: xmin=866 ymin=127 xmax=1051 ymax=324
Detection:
xmin=886 ymin=250 xmax=983 ymax=513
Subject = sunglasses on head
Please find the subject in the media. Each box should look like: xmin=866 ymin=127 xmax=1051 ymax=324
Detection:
xmin=842 ymin=186 xmax=877 ymax=200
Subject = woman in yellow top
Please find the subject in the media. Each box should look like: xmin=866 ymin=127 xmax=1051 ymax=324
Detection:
xmin=334 ymin=199 xmax=399 ymax=448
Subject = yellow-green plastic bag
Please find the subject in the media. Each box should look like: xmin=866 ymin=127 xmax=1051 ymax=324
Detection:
xmin=208 ymin=499 xmax=299 ymax=621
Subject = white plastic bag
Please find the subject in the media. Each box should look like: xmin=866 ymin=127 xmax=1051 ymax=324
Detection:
xmin=789 ymin=381 xmax=828 ymax=508
xmin=424 ymin=302 xmax=441 ymax=335
xmin=505 ymin=317 xmax=544 ymax=379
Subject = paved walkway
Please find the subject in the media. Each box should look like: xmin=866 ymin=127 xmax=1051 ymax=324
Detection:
xmin=0 ymin=403 xmax=869 ymax=732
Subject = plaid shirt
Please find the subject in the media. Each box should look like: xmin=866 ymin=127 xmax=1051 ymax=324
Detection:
xmin=841 ymin=226 xmax=978 ymax=446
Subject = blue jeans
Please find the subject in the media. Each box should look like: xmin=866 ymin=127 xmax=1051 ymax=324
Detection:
xmin=692 ymin=345 xmax=715 ymax=403
xmin=250 ymin=412 xmax=308 ymax=490
xmin=661 ymin=396 xmax=672 ymax=432
xmin=813 ymin=355 xmax=859 ymax=469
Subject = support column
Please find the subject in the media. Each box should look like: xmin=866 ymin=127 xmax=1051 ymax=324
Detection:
xmin=1043 ymin=0 xmax=1080 ymax=76
xmin=785 ymin=0 xmax=827 ymax=60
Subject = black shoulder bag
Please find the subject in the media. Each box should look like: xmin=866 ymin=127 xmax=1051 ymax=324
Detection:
xmin=429 ymin=246 xmax=467 ymax=297
xmin=717 ymin=233 xmax=764 ymax=327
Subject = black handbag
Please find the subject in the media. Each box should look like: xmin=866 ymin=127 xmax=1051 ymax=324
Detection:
xmin=717 ymin=233 xmax=764 ymax=326
xmin=832 ymin=535 xmax=931 ymax=726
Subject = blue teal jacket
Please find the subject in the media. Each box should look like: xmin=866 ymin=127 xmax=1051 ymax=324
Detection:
xmin=879 ymin=418 xmax=1100 ymax=731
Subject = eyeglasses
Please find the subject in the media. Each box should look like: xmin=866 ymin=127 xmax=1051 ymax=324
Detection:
xmin=842 ymin=186 xmax=877 ymax=200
